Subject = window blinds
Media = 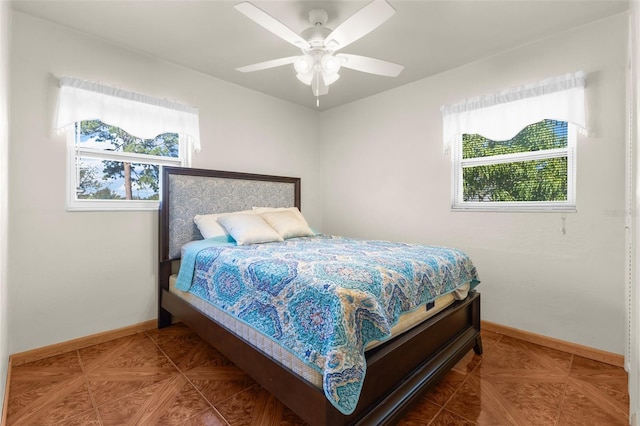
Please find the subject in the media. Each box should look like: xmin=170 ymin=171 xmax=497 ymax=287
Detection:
xmin=55 ymin=76 xmax=201 ymax=151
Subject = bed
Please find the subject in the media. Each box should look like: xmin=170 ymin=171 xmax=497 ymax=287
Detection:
xmin=158 ymin=166 xmax=482 ymax=426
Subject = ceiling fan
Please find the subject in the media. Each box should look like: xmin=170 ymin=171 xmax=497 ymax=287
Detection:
xmin=234 ymin=0 xmax=404 ymax=103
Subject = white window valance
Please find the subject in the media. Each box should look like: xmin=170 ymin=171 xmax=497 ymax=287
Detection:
xmin=55 ymin=76 xmax=201 ymax=151
xmin=441 ymin=71 xmax=587 ymax=153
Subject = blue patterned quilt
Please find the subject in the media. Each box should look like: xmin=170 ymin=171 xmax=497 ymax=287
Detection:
xmin=176 ymin=235 xmax=479 ymax=414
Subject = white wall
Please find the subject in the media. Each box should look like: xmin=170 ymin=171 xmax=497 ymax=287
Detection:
xmin=0 ymin=0 xmax=11 ymax=417
xmin=7 ymin=12 xmax=321 ymax=354
xmin=320 ymin=14 xmax=628 ymax=354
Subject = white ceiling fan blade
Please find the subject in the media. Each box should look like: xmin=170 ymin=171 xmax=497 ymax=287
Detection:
xmin=236 ymin=56 xmax=299 ymax=73
xmin=336 ymin=54 xmax=403 ymax=77
xmin=325 ymin=0 xmax=395 ymax=52
xmin=235 ymin=2 xmax=310 ymax=50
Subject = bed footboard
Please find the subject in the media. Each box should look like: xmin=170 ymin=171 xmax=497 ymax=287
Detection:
xmin=160 ymin=287 xmax=480 ymax=426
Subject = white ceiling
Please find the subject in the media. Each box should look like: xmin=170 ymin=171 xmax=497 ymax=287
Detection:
xmin=11 ymin=0 xmax=628 ymax=111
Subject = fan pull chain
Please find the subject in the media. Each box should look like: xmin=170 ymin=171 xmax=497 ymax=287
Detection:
xmin=315 ymin=69 xmax=320 ymax=107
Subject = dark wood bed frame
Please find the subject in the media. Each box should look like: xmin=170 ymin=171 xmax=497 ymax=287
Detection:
xmin=158 ymin=166 xmax=482 ymax=426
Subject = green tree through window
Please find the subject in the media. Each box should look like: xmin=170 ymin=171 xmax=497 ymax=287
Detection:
xmin=454 ymin=120 xmax=575 ymax=211
xmin=70 ymin=120 xmax=184 ymax=209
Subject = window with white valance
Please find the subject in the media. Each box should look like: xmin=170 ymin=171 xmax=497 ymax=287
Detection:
xmin=55 ymin=76 xmax=201 ymax=150
xmin=442 ymin=71 xmax=587 ymax=152
xmin=441 ymin=71 xmax=587 ymax=212
xmin=55 ymin=77 xmax=200 ymax=211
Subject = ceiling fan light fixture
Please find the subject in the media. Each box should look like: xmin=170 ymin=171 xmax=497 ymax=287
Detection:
xmin=296 ymin=72 xmax=314 ymax=85
xmin=321 ymin=54 xmax=341 ymax=75
xmin=294 ymin=55 xmax=314 ymax=74
xmin=322 ymin=71 xmax=340 ymax=86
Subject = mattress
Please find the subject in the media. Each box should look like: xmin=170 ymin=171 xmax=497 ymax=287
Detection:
xmin=169 ymin=274 xmax=469 ymax=388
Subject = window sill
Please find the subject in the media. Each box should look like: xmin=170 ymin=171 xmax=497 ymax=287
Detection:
xmin=451 ymin=203 xmax=576 ymax=213
xmin=66 ymin=200 xmax=159 ymax=212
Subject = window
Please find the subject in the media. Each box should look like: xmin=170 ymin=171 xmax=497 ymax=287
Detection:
xmin=441 ymin=71 xmax=586 ymax=212
xmin=451 ymin=119 xmax=576 ymax=211
xmin=67 ymin=120 xmax=187 ymax=211
xmin=55 ymin=76 xmax=200 ymax=211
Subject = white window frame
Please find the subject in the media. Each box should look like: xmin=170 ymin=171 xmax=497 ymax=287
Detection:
xmin=451 ymin=123 xmax=577 ymax=212
xmin=66 ymin=124 xmax=189 ymax=211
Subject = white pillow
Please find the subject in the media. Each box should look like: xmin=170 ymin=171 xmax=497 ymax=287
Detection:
xmin=194 ymin=209 xmax=254 ymax=239
xmin=217 ymin=214 xmax=284 ymax=245
xmin=252 ymin=206 xmax=310 ymax=227
xmin=260 ymin=210 xmax=315 ymax=239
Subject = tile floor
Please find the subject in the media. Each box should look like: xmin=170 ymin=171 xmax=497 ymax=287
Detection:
xmin=5 ymin=323 xmax=630 ymax=425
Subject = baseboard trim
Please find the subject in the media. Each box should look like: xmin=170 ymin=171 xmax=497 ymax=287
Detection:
xmin=1 ymin=356 xmax=11 ymax=426
xmin=10 ymin=319 xmax=157 ymax=367
xmin=482 ymin=320 xmax=624 ymax=368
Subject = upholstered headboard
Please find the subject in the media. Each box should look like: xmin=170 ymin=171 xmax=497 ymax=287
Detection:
xmin=160 ymin=167 xmax=301 ymax=261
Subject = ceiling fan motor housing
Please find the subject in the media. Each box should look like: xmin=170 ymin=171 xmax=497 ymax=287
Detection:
xmin=301 ymin=26 xmax=332 ymax=48
xmin=302 ymin=9 xmax=332 ymax=49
